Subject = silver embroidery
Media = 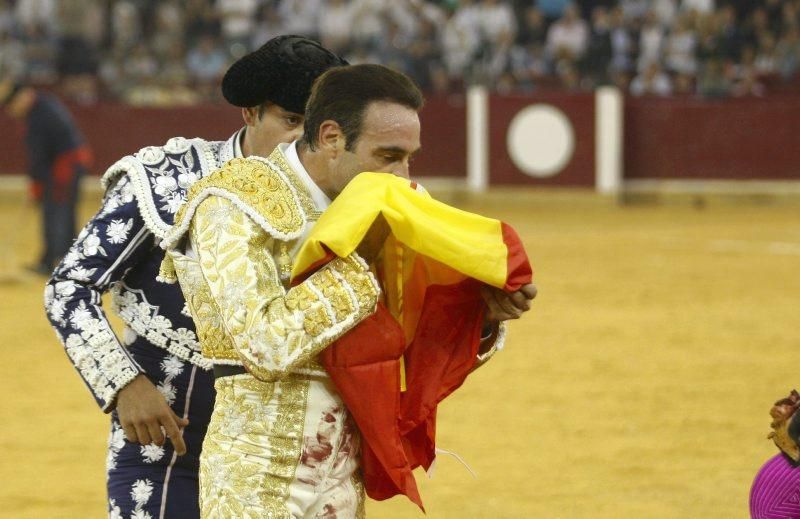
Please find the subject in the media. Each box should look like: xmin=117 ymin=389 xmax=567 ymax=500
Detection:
xmin=110 ymin=283 xmax=210 ymax=369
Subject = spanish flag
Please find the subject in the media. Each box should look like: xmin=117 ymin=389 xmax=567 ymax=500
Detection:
xmin=292 ymin=173 xmax=533 ymax=509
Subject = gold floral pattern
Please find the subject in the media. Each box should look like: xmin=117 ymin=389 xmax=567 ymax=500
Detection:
xmin=166 ymin=192 xmax=379 ymax=381
xmin=200 ymin=375 xmax=308 ymax=518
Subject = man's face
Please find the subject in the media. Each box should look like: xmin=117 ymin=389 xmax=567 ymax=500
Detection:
xmin=327 ymin=101 xmax=421 ymax=196
xmin=242 ymin=103 xmax=304 ymax=157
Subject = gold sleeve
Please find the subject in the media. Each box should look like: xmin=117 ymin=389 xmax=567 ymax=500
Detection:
xmin=190 ymin=195 xmax=380 ymax=381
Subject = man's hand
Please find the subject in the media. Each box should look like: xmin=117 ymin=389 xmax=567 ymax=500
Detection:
xmin=115 ymin=374 xmax=189 ymax=455
xmin=356 ymin=214 xmax=390 ymax=264
xmin=769 ymin=389 xmax=800 ymax=461
xmin=480 ymin=283 xmax=537 ymax=322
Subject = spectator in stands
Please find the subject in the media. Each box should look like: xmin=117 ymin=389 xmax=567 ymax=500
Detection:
xmin=741 ymin=7 xmax=770 ymax=51
xmin=109 ymin=1 xmax=142 ymax=53
xmin=479 ymin=0 xmax=517 ymax=48
xmin=159 ymin=43 xmax=198 ymax=106
xmin=651 ymin=0 xmax=677 ymax=28
xmin=672 ymin=71 xmax=695 ymax=95
xmin=278 ymin=0 xmax=321 ymax=40
xmin=776 ymin=25 xmax=800 ymax=80
xmin=717 ymin=5 xmax=742 ymax=61
xmin=637 ymin=11 xmax=664 ymax=72
xmin=56 ymin=0 xmax=103 ymax=104
xmin=185 ymin=0 xmax=220 ymax=46
xmin=97 ymin=47 xmax=127 ymax=98
xmin=406 ymin=16 xmax=446 ymax=92
xmin=731 ymin=66 xmax=766 ymax=97
xmin=754 ymin=32 xmax=779 ymax=77
xmin=546 ymin=4 xmax=589 ymax=65
xmin=581 ymin=6 xmax=613 ymax=86
xmin=374 ymin=18 xmax=413 ymax=74
xmin=509 ymin=42 xmax=549 ymax=91
xmin=696 ymin=10 xmax=723 ymax=64
xmin=764 ymin=0 xmax=784 ymax=34
xmin=0 ymin=31 xmax=25 ymax=80
xmin=476 ymin=0 xmax=517 ymax=82
xmin=186 ymin=34 xmax=228 ymax=101
xmin=5 ymin=0 xmax=800 ymax=98
xmin=630 ymin=61 xmax=672 ymax=95
xmin=681 ymin=0 xmax=715 ymax=17
xmin=517 ymin=7 xmax=548 ymax=47
xmin=609 ymin=6 xmax=634 ymax=73
xmin=217 ymin=0 xmax=259 ymax=56
xmin=14 ymin=0 xmax=55 ymax=34
xmin=664 ymin=14 xmax=698 ymax=76
xmin=150 ymin=1 xmax=184 ymax=61
xmin=18 ymin=21 xmax=57 ymax=85
xmin=250 ymin=4 xmax=283 ymax=51
xmin=781 ymin=2 xmax=800 ymax=32
xmin=619 ymin=0 xmax=648 ymax=22
xmin=350 ymin=0 xmax=389 ymax=51
xmin=536 ymin=0 xmax=571 ymax=22
xmin=556 ymin=61 xmax=581 ymax=90
xmin=124 ymin=42 xmax=158 ymax=85
xmin=697 ymin=57 xmax=731 ymax=97
xmin=318 ymin=0 xmax=355 ymax=55
xmin=441 ymin=0 xmax=481 ymax=86
xmin=0 ymin=0 xmax=13 ymax=35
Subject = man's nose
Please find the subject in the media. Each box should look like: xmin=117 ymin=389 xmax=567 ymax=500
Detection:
xmin=392 ymin=160 xmax=410 ymax=179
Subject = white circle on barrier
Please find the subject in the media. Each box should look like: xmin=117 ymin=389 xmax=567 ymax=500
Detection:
xmin=506 ymin=104 xmax=575 ymax=178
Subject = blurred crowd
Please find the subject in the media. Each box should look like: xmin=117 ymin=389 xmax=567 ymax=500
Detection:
xmin=2 ymin=0 xmax=800 ymax=105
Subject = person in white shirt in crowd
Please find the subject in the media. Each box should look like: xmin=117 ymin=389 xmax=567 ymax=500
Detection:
xmin=637 ymin=10 xmax=665 ymax=72
xmin=665 ymin=14 xmax=698 ymax=76
xmin=278 ymin=0 xmax=322 ymax=40
xmin=318 ymin=0 xmax=355 ymax=55
xmin=217 ymin=0 xmax=259 ymax=54
xmin=441 ymin=0 xmax=482 ymax=85
xmin=681 ymin=0 xmax=715 ymax=16
xmin=546 ymin=3 xmax=589 ymax=64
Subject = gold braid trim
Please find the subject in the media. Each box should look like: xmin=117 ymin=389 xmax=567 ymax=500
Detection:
xmin=159 ymin=157 xmax=308 ymax=282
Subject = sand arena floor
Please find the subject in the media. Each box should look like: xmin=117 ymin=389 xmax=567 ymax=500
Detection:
xmin=0 ymin=188 xmax=797 ymax=518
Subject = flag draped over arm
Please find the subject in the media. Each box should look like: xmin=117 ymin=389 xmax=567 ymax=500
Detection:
xmin=292 ymin=172 xmax=533 ymax=509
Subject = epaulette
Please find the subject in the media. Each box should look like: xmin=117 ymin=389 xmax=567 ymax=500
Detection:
xmin=100 ymin=137 xmax=224 ymax=239
xmin=158 ymin=156 xmax=307 ymax=283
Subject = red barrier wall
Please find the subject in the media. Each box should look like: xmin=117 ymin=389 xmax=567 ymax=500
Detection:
xmin=0 ymin=95 xmax=467 ymax=179
xmin=3 ymin=94 xmax=800 ymax=184
xmin=624 ymin=96 xmax=800 ymax=180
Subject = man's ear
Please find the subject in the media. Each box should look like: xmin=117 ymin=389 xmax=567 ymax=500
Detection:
xmin=317 ymin=120 xmax=345 ymax=157
xmin=242 ymin=106 xmax=259 ymax=127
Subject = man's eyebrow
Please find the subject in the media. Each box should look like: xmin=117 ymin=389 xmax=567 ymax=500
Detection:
xmin=375 ymin=146 xmax=422 ymax=156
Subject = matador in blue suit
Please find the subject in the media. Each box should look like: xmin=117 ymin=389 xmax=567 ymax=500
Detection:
xmin=44 ymin=36 xmax=347 ymax=518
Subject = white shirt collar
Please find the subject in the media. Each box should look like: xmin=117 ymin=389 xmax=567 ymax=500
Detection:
xmin=281 ymin=141 xmax=331 ymax=211
xmin=233 ymin=128 xmax=244 ymax=158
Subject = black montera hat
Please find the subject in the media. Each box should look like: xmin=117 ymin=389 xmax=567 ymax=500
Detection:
xmin=222 ymin=35 xmax=348 ymax=113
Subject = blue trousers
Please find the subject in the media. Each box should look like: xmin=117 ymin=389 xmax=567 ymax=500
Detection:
xmin=107 ymin=340 xmax=214 ymax=518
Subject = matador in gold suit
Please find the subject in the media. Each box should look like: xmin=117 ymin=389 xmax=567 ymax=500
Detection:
xmin=160 ymin=144 xmax=378 ymax=517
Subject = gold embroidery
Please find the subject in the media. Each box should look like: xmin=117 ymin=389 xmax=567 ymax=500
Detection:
xmin=266 ymin=147 xmax=319 ymax=218
xmin=352 ymin=472 xmax=366 ymax=519
xmin=200 ymin=375 xmax=309 ymax=517
xmin=169 ymin=250 xmax=240 ymax=363
xmin=175 ymin=157 xmax=306 ymax=239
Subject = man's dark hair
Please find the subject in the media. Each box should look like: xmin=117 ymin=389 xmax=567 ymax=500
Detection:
xmin=302 ymin=64 xmax=424 ymax=151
